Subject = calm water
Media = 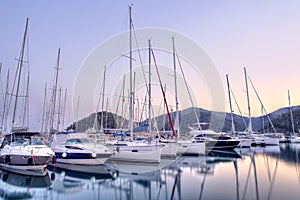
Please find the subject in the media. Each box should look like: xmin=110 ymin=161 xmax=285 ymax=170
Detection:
xmin=0 ymin=143 xmax=300 ymax=200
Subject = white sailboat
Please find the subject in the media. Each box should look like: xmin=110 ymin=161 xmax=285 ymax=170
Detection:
xmin=109 ymin=6 xmax=162 ymax=163
xmin=170 ymin=37 xmax=206 ymax=155
xmin=243 ymin=67 xmax=279 ymax=146
xmin=287 ymin=90 xmax=300 ymax=143
xmin=226 ymin=74 xmax=252 ymax=148
xmin=0 ymin=18 xmax=55 ymax=175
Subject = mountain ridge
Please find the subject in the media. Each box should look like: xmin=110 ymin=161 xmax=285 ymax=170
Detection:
xmin=70 ymin=105 xmax=300 ymax=135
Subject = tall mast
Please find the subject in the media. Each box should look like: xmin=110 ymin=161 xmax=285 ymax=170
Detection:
xmin=22 ymin=71 xmax=30 ymax=127
xmin=41 ymin=83 xmax=47 ymax=133
xmin=261 ymin=105 xmax=264 ymax=133
xmin=1 ymin=69 xmax=10 ymax=132
xmin=120 ymin=75 xmax=126 ymax=128
xmin=74 ymin=96 xmax=80 ymax=130
xmin=226 ymin=74 xmax=235 ymax=135
xmin=101 ymin=65 xmax=106 ymax=131
xmin=50 ymin=48 xmax=61 ymax=130
xmin=61 ymin=89 xmax=67 ymax=130
xmin=163 ymin=84 xmax=166 ymax=132
xmin=172 ymin=37 xmax=180 ymax=138
xmin=148 ymin=39 xmax=152 ymax=132
xmin=57 ymin=87 xmax=62 ymax=130
xmin=244 ymin=67 xmax=252 ymax=134
xmin=151 ymin=49 xmax=176 ymax=137
xmin=12 ymin=18 xmax=29 ymax=125
xmin=129 ymin=5 xmax=133 ymax=139
xmin=0 ymin=62 xmax=2 ymax=96
xmin=288 ymin=89 xmax=295 ymax=135
xmin=133 ymin=71 xmax=136 ymax=124
xmin=105 ymin=97 xmax=109 ymax=129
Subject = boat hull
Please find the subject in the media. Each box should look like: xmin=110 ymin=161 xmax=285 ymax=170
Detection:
xmin=54 ymin=152 xmax=113 ymax=165
xmin=109 ymin=148 xmax=161 ymax=163
xmin=161 ymin=142 xmax=178 ymax=157
xmin=177 ymin=140 xmax=206 ymax=155
xmin=204 ymin=140 xmax=240 ymax=150
xmin=250 ymin=137 xmax=279 ymax=146
xmin=0 ymin=145 xmax=54 ymax=175
xmin=288 ymin=136 xmax=300 ymax=143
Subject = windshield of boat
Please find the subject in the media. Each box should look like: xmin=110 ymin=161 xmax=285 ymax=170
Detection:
xmin=10 ymin=137 xmax=45 ymax=146
xmin=31 ymin=137 xmax=45 ymax=145
xmin=10 ymin=138 xmax=30 ymax=146
xmin=66 ymin=138 xmax=91 ymax=145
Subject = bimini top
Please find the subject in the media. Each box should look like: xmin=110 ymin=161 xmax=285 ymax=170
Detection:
xmin=52 ymin=131 xmax=89 ymax=145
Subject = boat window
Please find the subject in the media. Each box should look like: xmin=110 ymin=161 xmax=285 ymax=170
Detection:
xmin=66 ymin=138 xmax=81 ymax=144
xmin=79 ymin=138 xmax=91 ymax=144
xmin=31 ymin=137 xmax=45 ymax=145
xmin=10 ymin=138 xmax=30 ymax=146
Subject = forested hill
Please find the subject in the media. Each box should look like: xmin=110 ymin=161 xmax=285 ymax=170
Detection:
xmin=68 ymin=106 xmax=300 ymax=135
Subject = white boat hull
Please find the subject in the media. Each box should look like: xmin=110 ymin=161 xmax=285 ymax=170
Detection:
xmin=250 ymin=137 xmax=279 ymax=146
xmin=55 ymin=157 xmax=111 ymax=165
xmin=238 ymin=139 xmax=252 ymax=148
xmin=0 ymin=144 xmax=54 ymax=175
xmin=161 ymin=142 xmax=178 ymax=157
xmin=109 ymin=148 xmax=162 ymax=163
xmin=289 ymin=136 xmax=300 ymax=143
xmin=177 ymin=140 xmax=205 ymax=155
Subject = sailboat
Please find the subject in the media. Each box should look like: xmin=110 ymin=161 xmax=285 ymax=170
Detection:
xmin=243 ymin=67 xmax=279 ymax=146
xmin=226 ymin=74 xmax=252 ymax=148
xmin=108 ymin=6 xmax=162 ymax=163
xmin=166 ymin=37 xmax=206 ymax=155
xmin=0 ymin=18 xmax=55 ymax=175
xmin=287 ymin=90 xmax=300 ymax=143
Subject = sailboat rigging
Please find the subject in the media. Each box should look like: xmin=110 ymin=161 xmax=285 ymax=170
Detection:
xmin=243 ymin=67 xmax=279 ymax=146
xmin=0 ymin=18 xmax=55 ymax=175
xmin=288 ymin=89 xmax=300 ymax=143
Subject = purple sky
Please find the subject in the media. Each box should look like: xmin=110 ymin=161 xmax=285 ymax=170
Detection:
xmin=1 ymin=0 xmax=300 ymax=130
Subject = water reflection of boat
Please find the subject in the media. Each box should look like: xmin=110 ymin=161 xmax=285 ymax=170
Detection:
xmin=101 ymin=156 xmax=168 ymax=199
xmin=105 ymin=158 xmax=175 ymax=175
xmin=0 ymin=169 xmax=51 ymax=188
xmin=47 ymin=163 xmax=113 ymax=181
xmin=177 ymin=156 xmax=213 ymax=174
xmin=0 ymin=169 xmax=51 ymax=199
xmin=236 ymin=146 xmax=281 ymax=156
xmin=50 ymin=173 xmax=85 ymax=194
xmin=206 ymin=149 xmax=242 ymax=159
xmin=0 ymin=188 xmax=32 ymax=199
xmin=48 ymin=164 xmax=113 ymax=195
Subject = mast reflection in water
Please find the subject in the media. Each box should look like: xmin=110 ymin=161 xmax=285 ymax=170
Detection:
xmin=0 ymin=143 xmax=299 ymax=200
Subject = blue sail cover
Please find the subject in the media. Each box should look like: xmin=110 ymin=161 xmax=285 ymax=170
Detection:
xmin=133 ymin=124 xmax=149 ymax=132
xmin=112 ymin=124 xmax=149 ymax=137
